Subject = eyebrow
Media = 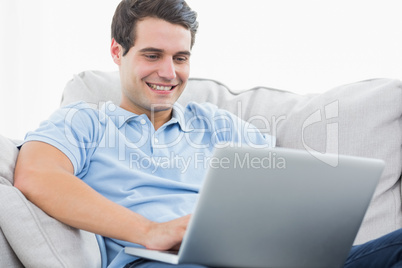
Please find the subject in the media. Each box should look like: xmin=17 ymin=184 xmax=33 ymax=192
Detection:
xmin=139 ymin=47 xmax=191 ymax=56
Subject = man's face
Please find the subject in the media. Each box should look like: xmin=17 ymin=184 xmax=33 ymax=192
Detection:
xmin=112 ymin=17 xmax=192 ymax=117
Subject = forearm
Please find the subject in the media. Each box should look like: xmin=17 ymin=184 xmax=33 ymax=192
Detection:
xmin=14 ymin=141 xmax=189 ymax=251
xmin=21 ymin=170 xmax=151 ymax=245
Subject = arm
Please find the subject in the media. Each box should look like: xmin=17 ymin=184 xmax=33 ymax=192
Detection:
xmin=14 ymin=141 xmax=189 ymax=250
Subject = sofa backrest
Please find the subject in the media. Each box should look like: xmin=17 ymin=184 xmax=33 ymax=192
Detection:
xmin=62 ymin=70 xmax=402 ymax=245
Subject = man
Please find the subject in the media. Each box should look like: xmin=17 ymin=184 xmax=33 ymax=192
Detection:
xmin=14 ymin=0 xmax=272 ymax=267
xmin=14 ymin=0 xmax=402 ymax=267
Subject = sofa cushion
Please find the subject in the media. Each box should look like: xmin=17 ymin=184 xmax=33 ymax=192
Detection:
xmin=0 ymin=134 xmax=102 ymax=267
xmin=0 ymin=134 xmax=19 ymax=185
xmin=61 ymin=71 xmax=402 ymax=245
xmin=0 ymin=183 xmax=102 ymax=268
xmin=0 ymin=226 xmax=24 ymax=268
xmin=0 ymin=135 xmax=24 ymax=267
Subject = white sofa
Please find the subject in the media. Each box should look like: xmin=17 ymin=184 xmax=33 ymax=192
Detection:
xmin=1 ymin=70 xmax=401 ymax=267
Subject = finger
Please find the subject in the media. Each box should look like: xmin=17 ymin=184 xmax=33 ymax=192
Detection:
xmin=171 ymin=242 xmax=182 ymax=251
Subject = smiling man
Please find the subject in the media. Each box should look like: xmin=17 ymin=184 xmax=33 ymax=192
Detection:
xmin=13 ymin=0 xmax=402 ymax=268
xmin=112 ymin=16 xmax=192 ymax=130
xmin=14 ymin=0 xmax=273 ymax=267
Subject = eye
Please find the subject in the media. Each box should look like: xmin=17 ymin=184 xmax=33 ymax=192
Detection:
xmin=174 ymin=56 xmax=188 ymax=63
xmin=144 ymin=54 xmax=159 ymax=61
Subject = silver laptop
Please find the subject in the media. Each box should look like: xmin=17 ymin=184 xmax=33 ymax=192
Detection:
xmin=125 ymin=146 xmax=384 ymax=267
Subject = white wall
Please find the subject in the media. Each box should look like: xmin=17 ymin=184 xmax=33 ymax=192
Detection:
xmin=188 ymin=0 xmax=402 ymax=91
xmin=1 ymin=0 xmax=401 ymax=140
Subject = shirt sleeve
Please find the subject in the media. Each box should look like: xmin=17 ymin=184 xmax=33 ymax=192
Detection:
xmin=22 ymin=101 xmax=105 ymax=176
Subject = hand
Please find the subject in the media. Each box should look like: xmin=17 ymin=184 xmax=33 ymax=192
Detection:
xmin=143 ymin=214 xmax=191 ymax=251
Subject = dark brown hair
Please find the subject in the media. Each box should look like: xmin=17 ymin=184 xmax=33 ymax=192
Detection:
xmin=111 ymin=0 xmax=198 ymax=56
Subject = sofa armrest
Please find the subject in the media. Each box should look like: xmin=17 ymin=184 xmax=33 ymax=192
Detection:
xmin=0 ymin=133 xmax=103 ymax=267
xmin=0 ymin=183 xmax=102 ymax=268
xmin=0 ymin=220 xmax=24 ymax=268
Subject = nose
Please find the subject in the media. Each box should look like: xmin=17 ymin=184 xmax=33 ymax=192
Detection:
xmin=158 ymin=58 xmax=176 ymax=80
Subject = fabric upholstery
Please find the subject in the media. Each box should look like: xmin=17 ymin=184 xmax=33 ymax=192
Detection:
xmin=0 ymin=134 xmax=102 ymax=268
xmin=61 ymin=71 xmax=402 ymax=245
xmin=0 ymin=225 xmax=24 ymax=268
xmin=0 ymin=134 xmax=19 ymax=186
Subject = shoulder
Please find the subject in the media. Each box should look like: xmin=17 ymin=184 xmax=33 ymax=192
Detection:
xmin=181 ymin=102 xmax=276 ymax=147
xmin=31 ymin=101 xmax=108 ymax=143
xmin=183 ymin=101 xmax=233 ymax=118
xmin=57 ymin=101 xmax=102 ymax=121
xmin=181 ymin=102 xmax=241 ymax=132
xmin=45 ymin=101 xmax=111 ymax=132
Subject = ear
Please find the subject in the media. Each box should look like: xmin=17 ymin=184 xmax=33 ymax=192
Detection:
xmin=111 ymin=38 xmax=123 ymax=65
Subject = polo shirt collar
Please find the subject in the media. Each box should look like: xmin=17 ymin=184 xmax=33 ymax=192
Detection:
xmin=170 ymin=102 xmax=193 ymax=132
xmin=102 ymin=101 xmax=193 ymax=132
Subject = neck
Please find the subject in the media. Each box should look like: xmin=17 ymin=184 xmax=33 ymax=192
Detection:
xmin=148 ymin=109 xmax=172 ymax=130
xmin=119 ymin=101 xmax=173 ymax=131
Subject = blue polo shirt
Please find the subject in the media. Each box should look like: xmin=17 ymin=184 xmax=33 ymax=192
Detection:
xmin=24 ymin=101 xmax=275 ymax=267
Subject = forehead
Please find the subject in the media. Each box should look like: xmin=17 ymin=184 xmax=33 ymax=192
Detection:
xmin=134 ymin=17 xmax=191 ymax=52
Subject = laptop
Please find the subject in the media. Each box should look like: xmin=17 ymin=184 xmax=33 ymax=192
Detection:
xmin=125 ymin=146 xmax=384 ymax=267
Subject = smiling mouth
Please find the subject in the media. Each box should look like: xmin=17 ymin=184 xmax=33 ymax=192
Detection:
xmin=147 ymin=82 xmax=176 ymax=91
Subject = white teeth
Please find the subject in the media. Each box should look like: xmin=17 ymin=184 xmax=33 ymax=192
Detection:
xmin=148 ymin=83 xmax=173 ymax=91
